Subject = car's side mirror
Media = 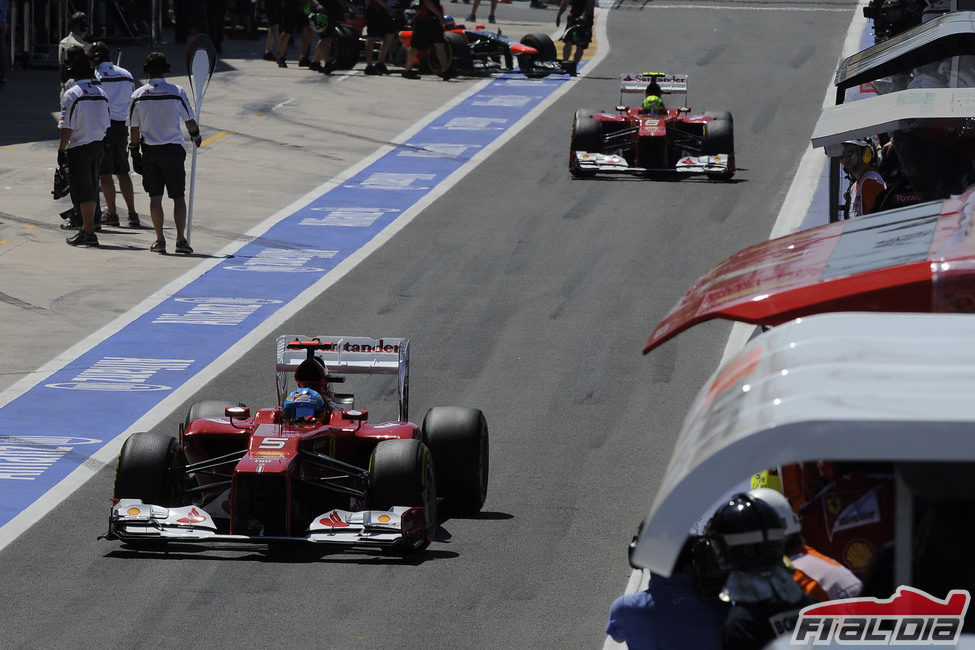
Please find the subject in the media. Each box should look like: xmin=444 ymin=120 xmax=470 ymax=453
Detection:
xmin=678 ymin=106 xmax=690 ymax=113
xmin=225 ymin=406 xmax=250 ymax=426
xmin=342 ymin=410 xmax=368 ymax=422
xmin=616 ymin=105 xmax=627 ymax=112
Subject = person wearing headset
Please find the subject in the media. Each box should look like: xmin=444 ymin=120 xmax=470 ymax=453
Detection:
xmin=841 ymin=138 xmax=886 ymax=218
xmin=128 ymin=52 xmax=202 ymax=254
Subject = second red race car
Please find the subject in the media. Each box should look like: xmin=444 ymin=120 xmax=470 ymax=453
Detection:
xmin=570 ymin=73 xmax=736 ymax=180
xmin=104 ymin=335 xmax=489 ymax=554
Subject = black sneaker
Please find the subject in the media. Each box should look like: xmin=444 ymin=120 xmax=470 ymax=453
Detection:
xmin=262 ymin=51 xmax=275 ymax=61
xmin=298 ymin=56 xmax=311 ymax=67
xmin=175 ymin=239 xmax=193 ymax=254
xmin=150 ymin=240 xmax=166 ymax=253
xmin=277 ymin=56 xmax=287 ymax=68
xmin=401 ymin=69 xmax=421 ymax=79
xmin=488 ymin=14 xmax=496 ymax=23
xmin=364 ymin=64 xmax=379 ymax=75
xmin=60 ymin=219 xmax=82 ymax=230
xmin=308 ymin=60 xmax=322 ymax=71
xmin=128 ymin=213 xmax=141 ymax=228
xmin=375 ymin=62 xmax=389 ymax=74
xmin=440 ymin=67 xmax=455 ymax=81
xmin=66 ymin=230 xmax=99 ymax=247
xmin=103 ymin=212 xmax=120 ymax=227
xmin=320 ymin=61 xmax=335 ymax=75
xmin=466 ymin=13 xmax=475 ymax=21
xmin=94 ymin=212 xmax=103 ymax=231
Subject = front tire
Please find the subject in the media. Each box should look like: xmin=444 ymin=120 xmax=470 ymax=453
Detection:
xmin=422 ymin=407 xmax=489 ymax=514
xmin=703 ymin=118 xmax=735 ymax=181
xmin=183 ymin=400 xmax=245 ymax=430
xmin=114 ymin=432 xmax=179 ymax=506
xmin=369 ymin=439 xmax=437 ymax=551
xmin=570 ymin=109 xmax=602 ymax=177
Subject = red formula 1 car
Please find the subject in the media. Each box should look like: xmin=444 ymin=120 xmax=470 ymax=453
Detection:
xmin=105 ymin=335 xmax=489 ymax=554
xmin=570 ymin=73 xmax=735 ymax=180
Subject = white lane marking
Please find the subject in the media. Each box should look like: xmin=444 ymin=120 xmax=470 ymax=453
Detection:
xmin=0 ymin=11 xmax=611 ymax=553
xmin=603 ymin=1 xmax=868 ymax=648
xmin=646 ymin=4 xmax=854 ymax=11
xmin=271 ymin=98 xmax=295 ymax=111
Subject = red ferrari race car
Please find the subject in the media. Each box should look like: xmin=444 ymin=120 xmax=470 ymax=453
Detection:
xmin=570 ymin=73 xmax=735 ymax=180
xmin=104 ymin=335 xmax=489 ymax=554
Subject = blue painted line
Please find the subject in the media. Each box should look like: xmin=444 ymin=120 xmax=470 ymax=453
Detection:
xmin=0 ymin=72 xmax=574 ymax=527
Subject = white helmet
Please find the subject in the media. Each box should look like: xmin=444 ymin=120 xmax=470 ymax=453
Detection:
xmin=747 ymin=487 xmax=801 ymax=536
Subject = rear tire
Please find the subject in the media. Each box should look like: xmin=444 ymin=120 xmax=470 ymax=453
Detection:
xmin=114 ymin=432 xmax=179 ymax=506
xmin=570 ymin=110 xmax=602 ymax=177
xmin=422 ymin=407 xmax=489 ymax=514
xmin=426 ymin=32 xmax=470 ymax=76
xmin=703 ymin=118 xmax=735 ymax=181
xmin=368 ymin=439 xmax=437 ymax=551
xmin=332 ymin=24 xmax=362 ymax=70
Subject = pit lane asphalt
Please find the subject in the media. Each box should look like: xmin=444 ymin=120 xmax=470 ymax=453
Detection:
xmin=0 ymin=2 xmax=859 ymax=647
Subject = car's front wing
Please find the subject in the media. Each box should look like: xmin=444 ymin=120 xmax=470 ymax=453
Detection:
xmin=573 ymin=151 xmax=732 ymax=175
xmin=104 ymin=499 xmax=427 ymax=550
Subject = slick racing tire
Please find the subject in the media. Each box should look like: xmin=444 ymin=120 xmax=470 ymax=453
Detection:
xmin=702 ymin=110 xmax=734 ymax=124
xmin=114 ymin=432 xmax=179 ymax=506
xmin=703 ymin=118 xmax=735 ymax=181
xmin=332 ymin=24 xmax=361 ymax=70
xmin=422 ymin=406 xmax=489 ymax=515
xmin=368 ymin=439 xmax=437 ymax=551
xmin=570 ymin=109 xmax=602 ymax=178
xmin=520 ymin=32 xmax=556 ymax=61
xmin=426 ymin=32 xmax=470 ymax=76
xmin=183 ymin=400 xmax=246 ymax=430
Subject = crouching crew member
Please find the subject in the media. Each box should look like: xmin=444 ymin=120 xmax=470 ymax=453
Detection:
xmin=128 ymin=52 xmax=202 ymax=255
xmin=59 ymin=45 xmax=109 ymax=247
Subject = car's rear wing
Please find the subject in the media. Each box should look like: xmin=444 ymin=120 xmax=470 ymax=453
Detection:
xmin=275 ymin=335 xmax=410 ymax=421
xmin=619 ymin=72 xmax=688 ymax=106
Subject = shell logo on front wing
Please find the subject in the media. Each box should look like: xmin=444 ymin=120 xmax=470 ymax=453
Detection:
xmin=378 ymin=514 xmax=391 ymax=523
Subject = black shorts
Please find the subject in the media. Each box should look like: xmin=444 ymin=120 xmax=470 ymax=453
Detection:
xmin=412 ymin=17 xmax=444 ymax=50
xmin=280 ymin=0 xmax=308 ymax=34
xmin=366 ymin=5 xmax=395 ymax=37
xmin=67 ymin=140 xmax=104 ymax=204
xmin=99 ymin=121 xmax=130 ymax=175
xmin=265 ymin=0 xmax=283 ymax=24
xmin=142 ymin=143 xmax=187 ymax=199
xmin=566 ymin=14 xmax=592 ymax=48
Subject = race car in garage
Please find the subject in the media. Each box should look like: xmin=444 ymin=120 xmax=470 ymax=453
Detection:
xmin=570 ymin=73 xmax=735 ymax=179
xmin=105 ymin=335 xmax=489 ymax=554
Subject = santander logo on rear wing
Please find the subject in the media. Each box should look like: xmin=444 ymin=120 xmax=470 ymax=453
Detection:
xmin=275 ymin=334 xmax=411 ymax=421
xmin=620 ymin=72 xmax=688 ymax=95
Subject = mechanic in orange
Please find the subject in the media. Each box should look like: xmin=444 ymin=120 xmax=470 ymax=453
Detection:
xmin=841 ymin=139 xmax=886 ymax=218
xmin=749 ymin=488 xmax=863 ymax=602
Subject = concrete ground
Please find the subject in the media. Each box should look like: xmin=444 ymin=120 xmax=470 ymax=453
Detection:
xmin=0 ymin=3 xmax=557 ymax=396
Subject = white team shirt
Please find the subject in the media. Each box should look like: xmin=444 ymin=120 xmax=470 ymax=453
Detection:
xmin=94 ymin=62 xmax=136 ymax=121
xmin=58 ymin=78 xmax=110 ymax=148
xmin=128 ymin=78 xmax=196 ymax=146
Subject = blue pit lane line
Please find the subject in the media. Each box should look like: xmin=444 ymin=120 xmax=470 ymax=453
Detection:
xmin=0 ymin=71 xmax=582 ymax=532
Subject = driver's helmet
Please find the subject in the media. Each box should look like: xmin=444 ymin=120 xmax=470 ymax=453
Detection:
xmin=443 ymin=13 xmax=456 ymax=29
xmin=283 ymin=387 xmax=326 ymax=422
xmin=705 ymin=493 xmax=786 ymax=571
xmin=642 ymin=94 xmax=665 ymax=115
xmin=309 ymin=11 xmax=329 ymax=34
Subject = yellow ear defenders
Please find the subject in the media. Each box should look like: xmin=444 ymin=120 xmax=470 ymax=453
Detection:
xmin=861 ymin=144 xmax=874 ymax=165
